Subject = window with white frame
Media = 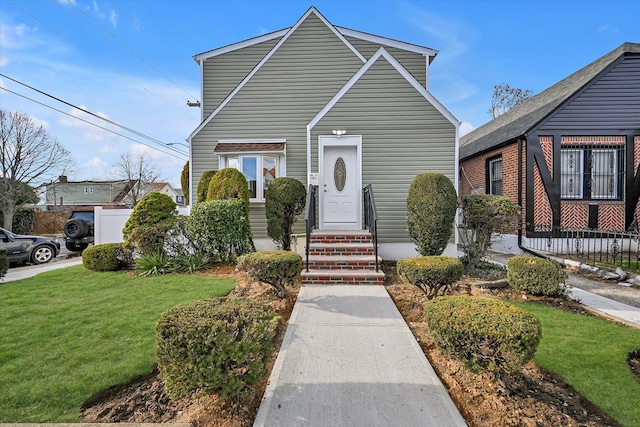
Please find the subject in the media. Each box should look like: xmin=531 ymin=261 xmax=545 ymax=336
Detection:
xmin=215 ymin=140 xmax=286 ymax=202
xmin=560 ymin=146 xmax=623 ymax=200
xmin=84 ymin=186 xmax=93 ymax=195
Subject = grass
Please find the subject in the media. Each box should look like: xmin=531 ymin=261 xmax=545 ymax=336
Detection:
xmin=513 ymin=302 xmax=640 ymax=427
xmin=0 ymin=265 xmax=236 ymax=422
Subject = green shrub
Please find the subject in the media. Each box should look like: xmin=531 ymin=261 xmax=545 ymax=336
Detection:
xmin=181 ymin=161 xmax=190 ymax=205
xmin=188 ymin=199 xmax=253 ymax=262
xmin=237 ymin=250 xmax=302 ymax=298
xmin=1 ymin=207 xmax=37 ymax=234
xmin=82 ymin=243 xmax=122 ymax=271
xmin=196 ymin=170 xmax=216 ymax=203
xmin=265 ymin=178 xmax=306 ymax=251
xmin=206 ymin=167 xmax=250 ymax=210
xmin=135 ymin=250 xmax=176 ymax=276
xmin=397 ymin=256 xmax=463 ymax=299
xmin=122 ymin=192 xmax=176 ymax=255
xmin=507 ymin=256 xmax=568 ymax=297
xmin=407 ymin=173 xmax=457 ymax=255
xmin=425 ymin=296 xmax=541 ymax=376
xmin=0 ymin=248 xmax=8 ymax=278
xmin=459 ymin=194 xmax=520 ymax=269
xmin=156 ymin=298 xmax=279 ymax=400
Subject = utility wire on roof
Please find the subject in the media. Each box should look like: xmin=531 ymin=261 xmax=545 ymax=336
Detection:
xmin=62 ymin=0 xmax=199 ymax=103
xmin=1 ymin=86 xmax=188 ymax=160
xmin=0 ymin=73 xmax=188 ymax=158
xmin=7 ymin=0 xmax=197 ymax=120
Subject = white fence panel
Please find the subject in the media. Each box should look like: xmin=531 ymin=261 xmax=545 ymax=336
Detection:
xmin=94 ymin=206 xmax=190 ymax=245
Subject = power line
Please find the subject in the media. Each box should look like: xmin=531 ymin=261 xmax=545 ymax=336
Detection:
xmin=7 ymin=0 xmax=197 ymax=121
xmin=62 ymin=0 xmax=200 ymax=103
xmin=1 ymin=86 xmax=189 ymax=160
xmin=1 ymin=73 xmax=188 ymax=158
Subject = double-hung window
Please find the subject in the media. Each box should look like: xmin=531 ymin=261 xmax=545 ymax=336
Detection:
xmin=560 ymin=145 xmax=623 ymax=200
xmin=214 ymin=140 xmax=286 ymax=202
xmin=487 ymin=156 xmax=503 ymax=195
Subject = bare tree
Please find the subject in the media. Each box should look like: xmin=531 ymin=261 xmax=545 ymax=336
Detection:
xmin=112 ymin=151 xmax=161 ymax=206
xmin=0 ymin=110 xmax=72 ymax=230
xmin=488 ymin=84 xmax=534 ymax=118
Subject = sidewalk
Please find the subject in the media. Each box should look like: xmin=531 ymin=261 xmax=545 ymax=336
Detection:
xmin=2 ymin=257 xmax=83 ymax=283
xmin=254 ymin=285 xmax=467 ymax=427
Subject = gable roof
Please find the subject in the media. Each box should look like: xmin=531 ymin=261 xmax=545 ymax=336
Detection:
xmin=309 ymin=47 xmax=458 ymax=129
xmin=460 ymin=42 xmax=640 ymax=160
xmin=188 ymin=6 xmax=366 ymax=141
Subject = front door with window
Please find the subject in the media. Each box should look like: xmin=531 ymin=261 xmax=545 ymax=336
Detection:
xmin=319 ymin=136 xmax=361 ymax=229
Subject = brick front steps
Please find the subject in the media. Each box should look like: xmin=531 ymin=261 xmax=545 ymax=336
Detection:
xmin=302 ymin=230 xmax=385 ymax=285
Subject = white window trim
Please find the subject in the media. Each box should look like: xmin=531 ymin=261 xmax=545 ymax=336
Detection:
xmin=218 ymin=153 xmax=286 ymax=202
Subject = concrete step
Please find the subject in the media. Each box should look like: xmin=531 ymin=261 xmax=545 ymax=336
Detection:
xmin=308 ymin=242 xmax=376 ymax=256
xmin=306 ymin=254 xmax=381 ymax=270
xmin=309 ymin=230 xmax=374 ymax=244
xmin=301 ymin=269 xmax=385 ymax=285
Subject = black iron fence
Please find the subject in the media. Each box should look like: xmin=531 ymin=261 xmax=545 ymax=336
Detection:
xmin=523 ymin=223 xmax=640 ymax=272
xmin=363 ymin=184 xmax=379 ymax=272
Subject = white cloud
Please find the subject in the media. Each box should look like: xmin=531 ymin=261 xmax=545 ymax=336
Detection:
xmin=109 ymin=10 xmax=118 ymax=28
xmin=459 ymin=122 xmax=475 ymax=137
xmin=0 ymin=56 xmax=8 ymax=67
xmin=597 ymin=23 xmax=618 ymax=33
xmin=83 ymin=157 xmax=111 ymax=179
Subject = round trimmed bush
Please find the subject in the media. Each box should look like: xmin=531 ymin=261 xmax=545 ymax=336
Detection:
xmin=237 ymin=250 xmax=302 ymax=298
xmin=196 ymin=169 xmax=216 ymax=203
xmin=156 ymin=298 xmax=279 ymax=400
xmin=265 ymin=177 xmax=306 ymax=251
xmin=206 ymin=167 xmax=250 ymax=209
xmin=397 ymin=256 xmax=463 ymax=299
xmin=407 ymin=173 xmax=457 ymax=256
xmin=122 ymin=192 xmax=176 ymax=255
xmin=507 ymin=256 xmax=568 ymax=297
xmin=82 ymin=243 xmax=122 ymax=271
xmin=425 ymin=296 xmax=541 ymax=374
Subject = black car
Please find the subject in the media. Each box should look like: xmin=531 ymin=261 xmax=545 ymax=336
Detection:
xmin=0 ymin=227 xmax=61 ymax=265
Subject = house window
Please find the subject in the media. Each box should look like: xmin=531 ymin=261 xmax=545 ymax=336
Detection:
xmin=84 ymin=186 xmax=93 ymax=194
xmin=487 ymin=156 xmax=503 ymax=195
xmin=224 ymin=154 xmax=279 ymax=201
xmin=561 ymin=146 xmax=623 ymax=200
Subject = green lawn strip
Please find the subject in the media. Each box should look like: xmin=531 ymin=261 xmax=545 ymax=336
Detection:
xmin=0 ymin=265 xmax=236 ymax=422
xmin=513 ymin=302 xmax=640 ymax=427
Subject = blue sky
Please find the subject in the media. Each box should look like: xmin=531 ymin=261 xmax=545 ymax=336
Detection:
xmin=1 ymin=0 xmax=638 ymax=188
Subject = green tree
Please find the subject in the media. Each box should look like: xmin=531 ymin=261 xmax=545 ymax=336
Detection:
xmin=181 ymin=161 xmax=189 ymax=205
xmin=196 ymin=170 xmax=216 ymax=203
xmin=265 ymin=178 xmax=306 ymax=250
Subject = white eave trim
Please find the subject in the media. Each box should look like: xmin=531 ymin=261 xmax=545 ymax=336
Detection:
xmin=336 ymin=26 xmax=438 ymax=58
xmin=188 ymin=7 xmax=366 ymax=140
xmin=308 ymin=47 xmax=459 ymax=130
xmin=218 ymin=139 xmax=286 ymax=143
xmin=193 ymin=29 xmax=289 ymax=62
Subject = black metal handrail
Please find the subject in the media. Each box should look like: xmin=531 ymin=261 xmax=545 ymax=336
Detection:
xmin=363 ymin=184 xmax=379 ymax=272
xmin=304 ymin=184 xmax=317 ymax=272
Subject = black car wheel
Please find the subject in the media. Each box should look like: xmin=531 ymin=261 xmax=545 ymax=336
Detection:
xmin=31 ymin=244 xmax=55 ymax=264
xmin=64 ymin=219 xmax=89 ymax=239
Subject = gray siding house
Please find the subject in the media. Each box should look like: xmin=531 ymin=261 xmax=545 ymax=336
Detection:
xmin=187 ymin=7 xmax=459 ymax=259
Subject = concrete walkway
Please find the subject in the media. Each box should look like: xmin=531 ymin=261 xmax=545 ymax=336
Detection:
xmin=569 ymin=287 xmax=640 ymax=328
xmin=253 ymin=285 xmax=467 ymax=427
xmin=2 ymin=257 xmax=83 ymax=283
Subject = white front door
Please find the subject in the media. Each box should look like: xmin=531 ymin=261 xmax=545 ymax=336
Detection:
xmin=319 ymin=136 xmax=361 ymax=229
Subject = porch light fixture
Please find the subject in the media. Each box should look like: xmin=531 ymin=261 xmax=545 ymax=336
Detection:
xmin=332 ymin=129 xmax=347 ymax=136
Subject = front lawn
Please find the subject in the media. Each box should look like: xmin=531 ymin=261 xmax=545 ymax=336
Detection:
xmin=0 ymin=265 xmax=236 ymax=422
xmin=514 ymin=302 xmax=640 ymax=427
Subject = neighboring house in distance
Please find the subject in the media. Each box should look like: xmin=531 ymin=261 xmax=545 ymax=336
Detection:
xmin=187 ymin=6 xmax=459 ymax=258
xmin=44 ymin=176 xmax=136 ymax=210
xmin=459 ymin=42 xmax=640 ymax=245
xmin=175 ymin=188 xmax=186 ymax=206
xmin=45 ymin=177 xmax=183 ymax=210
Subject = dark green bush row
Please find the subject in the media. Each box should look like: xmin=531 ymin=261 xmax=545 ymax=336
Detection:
xmin=0 ymin=207 xmax=36 ymax=234
xmin=156 ymin=298 xmax=279 ymax=400
xmin=425 ymin=296 xmax=541 ymax=375
xmin=265 ymin=177 xmax=306 ymax=251
xmin=197 ymin=170 xmax=216 ymax=204
xmin=407 ymin=173 xmax=457 ymax=256
xmin=188 ymin=199 xmax=253 ymax=263
xmin=82 ymin=243 xmax=122 ymax=271
xmin=397 ymin=256 xmax=463 ymax=299
xmin=237 ymin=250 xmax=302 ymax=298
xmin=0 ymin=248 xmax=8 ymax=278
xmin=507 ymin=256 xmax=568 ymax=297
xmin=122 ymin=192 xmax=176 ymax=256
xmin=206 ymin=167 xmax=250 ymax=209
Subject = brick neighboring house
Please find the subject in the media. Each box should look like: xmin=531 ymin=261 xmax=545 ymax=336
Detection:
xmin=460 ymin=42 xmax=640 ymax=244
